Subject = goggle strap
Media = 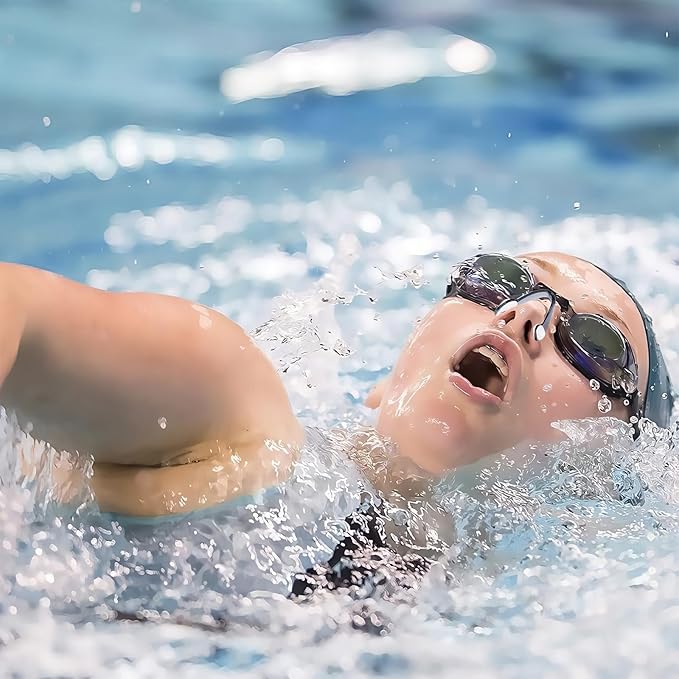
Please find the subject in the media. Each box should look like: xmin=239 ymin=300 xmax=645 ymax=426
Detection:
xmin=445 ymin=274 xmax=457 ymax=298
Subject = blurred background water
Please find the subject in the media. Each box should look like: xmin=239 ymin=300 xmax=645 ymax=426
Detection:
xmin=1 ymin=1 xmax=679 ymax=677
xmin=2 ymin=0 xmax=677 ymax=276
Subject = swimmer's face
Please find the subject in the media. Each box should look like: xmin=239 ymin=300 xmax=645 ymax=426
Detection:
xmin=367 ymin=252 xmax=650 ymax=474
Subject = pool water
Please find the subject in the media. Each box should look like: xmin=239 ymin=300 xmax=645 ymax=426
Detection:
xmin=1 ymin=0 xmax=678 ymax=677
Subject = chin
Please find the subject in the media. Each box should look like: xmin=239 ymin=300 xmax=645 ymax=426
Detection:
xmin=374 ymin=371 xmax=510 ymax=475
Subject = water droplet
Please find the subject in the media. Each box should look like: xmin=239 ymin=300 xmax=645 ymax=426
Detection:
xmin=598 ymin=396 xmax=612 ymax=413
xmin=333 ymin=339 xmax=352 ymax=357
xmin=662 ymin=392 xmax=668 ymax=400
xmin=542 ymin=383 xmax=552 ymax=392
xmin=623 ymin=398 xmax=630 ymax=406
xmin=497 ymin=319 xmax=506 ymax=328
xmin=630 ymin=415 xmax=639 ymax=424
xmin=590 ymin=379 xmax=600 ymax=391
xmin=377 ymin=266 xmax=426 ymax=289
xmin=42 ymin=116 xmax=51 ymax=127
xmin=573 ymin=201 xmax=581 ymax=210
xmin=540 ymin=405 xmax=548 ymax=414
xmin=158 ymin=417 xmax=167 ymax=430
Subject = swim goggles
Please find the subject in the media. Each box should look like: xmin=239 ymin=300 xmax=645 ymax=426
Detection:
xmin=444 ymin=253 xmax=639 ymax=413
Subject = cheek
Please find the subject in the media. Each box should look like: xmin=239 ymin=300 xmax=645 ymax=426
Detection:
xmin=521 ymin=359 xmax=602 ymax=424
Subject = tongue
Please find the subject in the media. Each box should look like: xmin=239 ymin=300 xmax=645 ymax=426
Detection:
xmin=482 ymin=372 xmax=505 ymax=398
xmin=458 ymin=352 xmax=504 ymax=398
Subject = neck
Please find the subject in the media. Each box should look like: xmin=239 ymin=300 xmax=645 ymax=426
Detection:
xmin=339 ymin=426 xmax=457 ymax=556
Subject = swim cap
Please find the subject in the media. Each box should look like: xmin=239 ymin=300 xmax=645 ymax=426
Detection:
xmin=596 ymin=267 xmax=674 ymax=430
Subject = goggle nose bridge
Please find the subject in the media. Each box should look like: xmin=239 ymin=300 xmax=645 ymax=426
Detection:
xmin=494 ymin=288 xmax=561 ymax=342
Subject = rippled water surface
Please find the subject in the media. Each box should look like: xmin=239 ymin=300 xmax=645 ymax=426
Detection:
xmin=1 ymin=0 xmax=678 ymax=677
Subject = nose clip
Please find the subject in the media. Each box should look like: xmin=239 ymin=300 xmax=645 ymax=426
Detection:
xmin=533 ymin=324 xmax=547 ymax=341
xmin=494 ymin=290 xmax=558 ymax=342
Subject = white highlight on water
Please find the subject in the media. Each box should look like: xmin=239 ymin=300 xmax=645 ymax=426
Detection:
xmin=220 ymin=29 xmax=494 ymax=103
xmin=0 ymin=127 xmax=321 ymax=183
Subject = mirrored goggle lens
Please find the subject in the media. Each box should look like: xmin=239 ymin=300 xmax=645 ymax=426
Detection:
xmin=461 ymin=254 xmax=533 ymax=306
xmin=568 ymin=314 xmax=626 ymax=361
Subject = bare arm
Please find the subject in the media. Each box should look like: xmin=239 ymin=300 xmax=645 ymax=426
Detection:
xmin=0 ymin=263 xmax=302 ymax=471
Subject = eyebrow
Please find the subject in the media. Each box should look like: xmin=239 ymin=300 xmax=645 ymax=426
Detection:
xmin=525 ymin=256 xmax=633 ymax=337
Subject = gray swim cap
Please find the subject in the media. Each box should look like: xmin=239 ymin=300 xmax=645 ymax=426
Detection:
xmin=596 ymin=267 xmax=674 ymax=430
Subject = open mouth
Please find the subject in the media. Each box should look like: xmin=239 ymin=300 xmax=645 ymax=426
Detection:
xmin=452 ymin=345 xmax=509 ymax=400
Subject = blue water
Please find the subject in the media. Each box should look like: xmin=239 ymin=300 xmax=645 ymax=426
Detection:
xmin=2 ymin=1 xmax=678 ymax=273
xmin=1 ymin=1 xmax=679 ymax=677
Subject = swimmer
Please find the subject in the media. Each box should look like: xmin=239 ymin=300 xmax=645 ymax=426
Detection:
xmin=0 ymin=252 xmax=673 ymax=520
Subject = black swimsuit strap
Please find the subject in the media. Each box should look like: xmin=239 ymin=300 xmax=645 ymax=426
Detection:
xmin=290 ymin=505 xmax=432 ymax=598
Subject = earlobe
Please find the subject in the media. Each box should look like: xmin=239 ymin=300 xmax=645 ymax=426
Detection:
xmin=365 ymin=377 xmax=388 ymax=409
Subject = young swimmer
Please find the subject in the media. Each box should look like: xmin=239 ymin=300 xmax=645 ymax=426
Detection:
xmin=0 ymin=252 xmax=673 ymax=521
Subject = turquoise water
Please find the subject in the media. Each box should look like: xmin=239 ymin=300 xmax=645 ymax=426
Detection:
xmin=1 ymin=1 xmax=679 ymax=677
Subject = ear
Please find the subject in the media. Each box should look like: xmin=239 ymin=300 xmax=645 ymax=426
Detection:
xmin=365 ymin=376 xmax=389 ymax=409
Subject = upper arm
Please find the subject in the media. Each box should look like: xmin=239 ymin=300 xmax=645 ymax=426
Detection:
xmin=0 ymin=263 xmax=302 ymax=465
xmin=0 ymin=265 xmax=27 ymax=387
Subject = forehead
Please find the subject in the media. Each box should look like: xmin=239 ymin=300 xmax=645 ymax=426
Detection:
xmin=520 ymin=251 xmax=649 ymax=393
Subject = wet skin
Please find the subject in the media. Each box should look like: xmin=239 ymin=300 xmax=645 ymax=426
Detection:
xmin=0 ymin=252 xmax=649 ymax=515
xmin=367 ymin=252 xmax=649 ymax=474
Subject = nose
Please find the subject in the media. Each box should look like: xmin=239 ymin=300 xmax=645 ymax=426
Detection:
xmin=493 ymin=297 xmax=558 ymax=356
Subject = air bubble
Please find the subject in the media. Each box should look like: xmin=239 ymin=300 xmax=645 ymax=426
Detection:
xmin=623 ymin=399 xmax=630 ymax=406
xmin=597 ymin=395 xmax=612 ymax=413
xmin=542 ymin=384 xmax=552 ymax=393
xmin=158 ymin=417 xmax=167 ymax=429
xmin=630 ymin=415 xmax=639 ymax=424
xmin=662 ymin=393 xmax=668 ymax=400
xmin=590 ymin=379 xmax=600 ymax=391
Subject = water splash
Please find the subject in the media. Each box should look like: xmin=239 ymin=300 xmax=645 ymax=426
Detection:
xmin=2 ymin=180 xmax=679 ymax=676
xmin=6 ymin=417 xmax=679 ymax=675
